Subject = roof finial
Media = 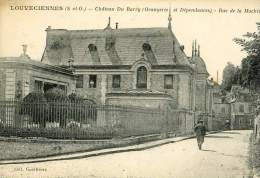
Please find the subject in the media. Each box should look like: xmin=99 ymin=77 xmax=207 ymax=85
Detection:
xmin=192 ymin=41 xmax=194 ymax=57
xmin=217 ymin=70 xmax=219 ymax=84
xmin=198 ymin=44 xmax=200 ymax=57
xmin=20 ymin=44 xmax=30 ymax=59
xmin=194 ymin=40 xmax=197 ymax=56
xmin=22 ymin=44 xmax=27 ymax=56
xmin=105 ymin=16 xmax=112 ymax=30
xmin=168 ymin=7 xmax=172 ymax=30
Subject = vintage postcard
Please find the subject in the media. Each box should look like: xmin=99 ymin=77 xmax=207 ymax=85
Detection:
xmin=0 ymin=0 xmax=260 ymax=177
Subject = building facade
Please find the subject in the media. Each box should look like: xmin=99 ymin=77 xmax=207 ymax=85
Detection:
xmin=0 ymin=15 xmax=217 ymax=131
xmin=228 ymin=85 xmax=255 ymax=130
xmin=40 ymin=16 xmax=199 ymax=111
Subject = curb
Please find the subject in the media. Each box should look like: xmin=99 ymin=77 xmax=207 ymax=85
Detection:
xmin=0 ymin=131 xmax=219 ymax=165
xmin=0 ymin=136 xmax=193 ymax=165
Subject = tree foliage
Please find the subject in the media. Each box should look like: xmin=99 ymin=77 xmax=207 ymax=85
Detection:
xmin=233 ymin=23 xmax=260 ymax=92
xmin=20 ymin=92 xmax=48 ymax=128
xmin=221 ymin=62 xmax=237 ymax=91
xmin=21 ymin=89 xmax=97 ymax=128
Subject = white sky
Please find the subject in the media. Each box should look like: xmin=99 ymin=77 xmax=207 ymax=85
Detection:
xmin=0 ymin=0 xmax=260 ymax=82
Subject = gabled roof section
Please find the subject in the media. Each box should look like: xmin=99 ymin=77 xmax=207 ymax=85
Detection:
xmin=41 ymin=25 xmax=191 ymax=67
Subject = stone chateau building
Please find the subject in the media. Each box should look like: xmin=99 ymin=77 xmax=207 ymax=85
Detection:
xmin=0 ymin=14 xmax=214 ymax=128
xmin=40 ymin=15 xmax=211 ymax=111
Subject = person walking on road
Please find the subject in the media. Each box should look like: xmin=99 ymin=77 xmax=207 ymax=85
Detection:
xmin=194 ymin=120 xmax=206 ymax=150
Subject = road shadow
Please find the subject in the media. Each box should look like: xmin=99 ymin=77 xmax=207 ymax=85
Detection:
xmin=219 ymin=152 xmax=247 ymax=158
xmin=205 ymin=135 xmax=232 ymax=139
xmin=201 ymin=149 xmax=216 ymax=152
xmin=218 ymin=131 xmax=241 ymax=135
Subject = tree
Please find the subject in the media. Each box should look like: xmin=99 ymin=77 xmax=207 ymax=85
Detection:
xmin=68 ymin=93 xmax=97 ymax=124
xmin=44 ymin=87 xmax=69 ymax=128
xmin=233 ymin=23 xmax=260 ymax=92
xmin=20 ymin=92 xmax=48 ymax=128
xmin=221 ymin=62 xmax=237 ymax=91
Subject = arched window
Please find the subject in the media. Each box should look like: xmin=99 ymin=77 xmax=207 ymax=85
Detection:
xmin=136 ymin=66 xmax=147 ymax=89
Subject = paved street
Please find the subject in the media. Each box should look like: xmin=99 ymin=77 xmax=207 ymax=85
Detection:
xmin=0 ymin=130 xmax=253 ymax=178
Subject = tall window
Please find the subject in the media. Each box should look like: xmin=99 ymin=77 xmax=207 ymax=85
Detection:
xmin=239 ymin=104 xmax=244 ymax=113
xmin=89 ymin=75 xmax=97 ymax=88
xmin=164 ymin=75 xmax=173 ymax=89
xmin=34 ymin=80 xmax=43 ymax=92
xmin=136 ymin=66 xmax=147 ymax=89
xmin=112 ymin=75 xmax=121 ymax=88
xmin=221 ymin=107 xmax=226 ymax=113
xmin=76 ymin=75 xmax=83 ymax=88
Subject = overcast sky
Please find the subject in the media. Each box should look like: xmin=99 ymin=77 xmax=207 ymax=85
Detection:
xmin=0 ymin=0 xmax=260 ymax=82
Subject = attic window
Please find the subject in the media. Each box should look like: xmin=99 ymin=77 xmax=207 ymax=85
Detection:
xmin=142 ymin=43 xmax=152 ymax=51
xmin=88 ymin=44 xmax=97 ymax=52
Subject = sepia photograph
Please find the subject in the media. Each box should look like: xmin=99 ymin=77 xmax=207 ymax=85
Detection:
xmin=0 ymin=0 xmax=260 ymax=177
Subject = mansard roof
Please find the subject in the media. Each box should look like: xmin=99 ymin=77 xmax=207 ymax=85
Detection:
xmin=41 ymin=26 xmax=191 ymax=67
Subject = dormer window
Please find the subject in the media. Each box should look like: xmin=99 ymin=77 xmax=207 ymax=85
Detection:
xmin=142 ymin=43 xmax=152 ymax=51
xmin=142 ymin=43 xmax=157 ymax=64
xmin=88 ymin=44 xmax=97 ymax=52
xmin=88 ymin=44 xmax=100 ymax=64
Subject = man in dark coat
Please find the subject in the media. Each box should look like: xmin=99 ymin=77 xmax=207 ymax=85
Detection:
xmin=194 ymin=120 xmax=206 ymax=150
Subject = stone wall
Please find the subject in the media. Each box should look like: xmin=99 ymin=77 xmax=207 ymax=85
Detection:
xmin=213 ymin=103 xmax=231 ymax=116
xmin=231 ymin=102 xmax=250 ymax=114
xmin=178 ymin=74 xmax=192 ymax=110
xmin=0 ymin=70 xmax=6 ymax=100
xmin=231 ymin=114 xmax=254 ymax=130
xmin=107 ymin=74 xmax=133 ymax=92
xmin=106 ymin=95 xmax=172 ymax=109
xmin=195 ymin=80 xmax=206 ymax=112
xmin=150 ymin=73 xmax=179 ymax=109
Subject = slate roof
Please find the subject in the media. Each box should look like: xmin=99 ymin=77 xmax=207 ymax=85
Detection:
xmin=192 ymin=56 xmax=209 ymax=75
xmin=0 ymin=57 xmax=73 ymax=75
xmin=41 ymin=26 xmax=191 ymax=67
